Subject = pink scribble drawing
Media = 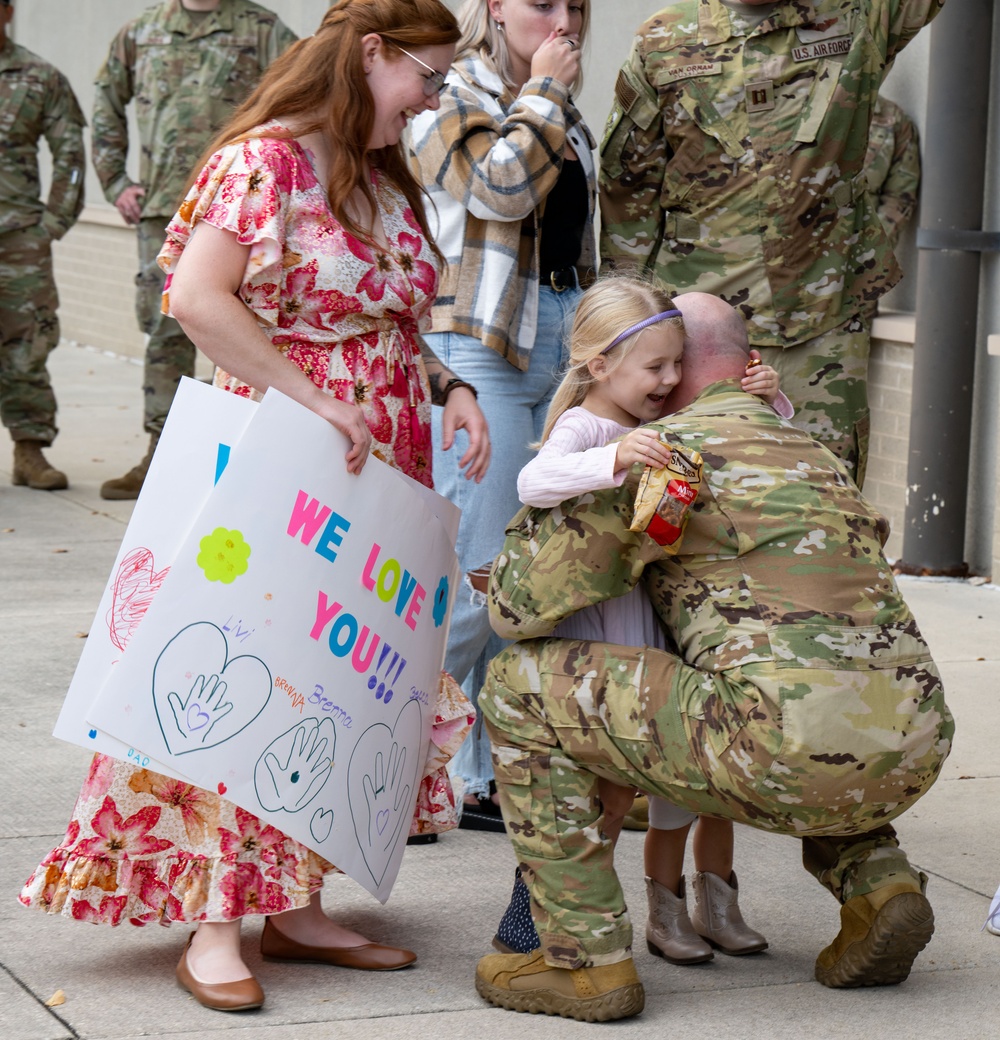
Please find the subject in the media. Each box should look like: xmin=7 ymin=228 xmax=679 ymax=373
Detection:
xmin=107 ymin=547 xmax=170 ymax=651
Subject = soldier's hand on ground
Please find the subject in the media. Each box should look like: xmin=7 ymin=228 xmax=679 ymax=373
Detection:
xmin=616 ymin=428 xmax=671 ymax=472
xmin=530 ymin=32 xmax=581 ymax=89
xmin=115 ymin=184 xmax=146 ymax=225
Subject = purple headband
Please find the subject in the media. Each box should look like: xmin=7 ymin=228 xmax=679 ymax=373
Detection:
xmin=601 ymin=309 xmax=683 ymax=355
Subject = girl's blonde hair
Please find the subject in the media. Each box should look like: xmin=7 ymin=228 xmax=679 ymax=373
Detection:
xmin=455 ymin=0 xmax=590 ymax=95
xmin=539 ymin=274 xmax=684 ymax=444
xmin=185 ymin=0 xmax=460 ymax=256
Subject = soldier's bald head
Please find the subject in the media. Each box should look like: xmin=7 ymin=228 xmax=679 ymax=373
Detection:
xmin=662 ymin=293 xmax=751 ymax=410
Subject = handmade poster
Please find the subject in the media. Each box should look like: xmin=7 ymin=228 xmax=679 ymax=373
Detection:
xmin=53 ymin=378 xmax=257 ymax=776
xmin=87 ymin=388 xmax=460 ymax=901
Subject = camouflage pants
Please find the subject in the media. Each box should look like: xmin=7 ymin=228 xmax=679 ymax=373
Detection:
xmin=0 ymin=224 xmax=59 ymax=443
xmin=757 ymin=314 xmax=870 ymax=488
xmin=482 ymin=636 xmax=952 ymax=969
xmin=136 ymin=217 xmax=196 ymax=435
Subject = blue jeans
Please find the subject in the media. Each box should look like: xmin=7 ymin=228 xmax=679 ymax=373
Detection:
xmin=429 ymin=284 xmax=582 ymax=795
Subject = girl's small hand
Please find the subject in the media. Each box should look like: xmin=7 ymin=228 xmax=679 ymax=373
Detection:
xmin=315 ymin=396 xmax=372 ymax=475
xmin=615 ymin=428 xmax=672 ymax=471
xmin=441 ymin=387 xmax=491 ymax=483
xmin=530 ymin=31 xmax=582 ymax=87
xmin=741 ymin=350 xmax=780 ymax=406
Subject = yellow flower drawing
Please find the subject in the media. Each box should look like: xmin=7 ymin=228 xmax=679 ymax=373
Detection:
xmin=197 ymin=527 xmax=251 ymax=584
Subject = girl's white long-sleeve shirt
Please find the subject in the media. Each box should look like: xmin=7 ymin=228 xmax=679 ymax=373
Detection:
xmin=517 ymin=407 xmax=629 ymax=508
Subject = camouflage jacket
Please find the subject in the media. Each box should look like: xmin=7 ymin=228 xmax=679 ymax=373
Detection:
xmin=490 ymin=380 xmax=933 ymax=676
xmin=92 ymin=0 xmax=296 ymax=219
xmin=865 ymin=95 xmax=920 ymax=250
xmin=0 ymin=39 xmax=85 ymax=238
xmin=599 ymin=0 xmax=944 ymax=348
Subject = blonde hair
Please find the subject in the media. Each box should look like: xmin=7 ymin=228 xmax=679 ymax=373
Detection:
xmin=455 ymin=0 xmax=589 ymax=95
xmin=186 ymin=0 xmax=460 ymax=255
xmin=539 ymin=274 xmax=684 ymax=444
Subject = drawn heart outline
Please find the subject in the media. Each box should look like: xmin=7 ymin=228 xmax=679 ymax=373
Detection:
xmin=153 ymin=622 xmax=272 ymax=756
xmin=107 ymin=547 xmax=170 ymax=652
xmin=347 ymin=698 xmax=423 ymax=889
xmin=311 ymin=807 xmax=335 ymax=844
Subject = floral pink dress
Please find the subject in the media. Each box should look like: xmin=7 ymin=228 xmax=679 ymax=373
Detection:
xmin=19 ymin=128 xmax=472 ymax=927
xmin=168 ymin=128 xmax=438 ymax=485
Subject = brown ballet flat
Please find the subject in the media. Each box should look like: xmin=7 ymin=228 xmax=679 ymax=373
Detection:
xmin=260 ymin=916 xmax=417 ymax=970
xmin=176 ymin=934 xmax=264 ymax=1012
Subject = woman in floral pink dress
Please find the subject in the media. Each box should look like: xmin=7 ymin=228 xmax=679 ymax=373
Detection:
xmin=20 ymin=0 xmax=488 ymax=1013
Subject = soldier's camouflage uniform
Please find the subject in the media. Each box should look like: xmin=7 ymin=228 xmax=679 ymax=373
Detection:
xmin=598 ymin=0 xmax=944 ymax=487
xmin=92 ymin=0 xmax=296 ymax=434
xmin=865 ymin=95 xmax=920 ymax=252
xmin=0 ymin=38 xmax=84 ymax=445
xmin=482 ymin=381 xmax=953 ymax=970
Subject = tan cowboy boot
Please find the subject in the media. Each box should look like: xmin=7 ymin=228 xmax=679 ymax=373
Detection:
xmin=12 ymin=440 xmax=68 ymax=490
xmin=691 ymin=870 xmax=768 ymax=955
xmin=645 ymin=876 xmax=713 ymax=964
xmin=100 ymin=433 xmax=159 ymax=500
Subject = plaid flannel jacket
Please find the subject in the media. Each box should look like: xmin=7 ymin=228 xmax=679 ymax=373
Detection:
xmin=409 ymin=54 xmax=597 ymax=370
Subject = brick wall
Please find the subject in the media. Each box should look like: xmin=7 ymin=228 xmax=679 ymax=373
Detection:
xmin=51 ymin=208 xmax=214 ymax=383
xmin=865 ymin=314 xmax=916 ymax=563
xmin=51 ymin=209 xmax=144 ymax=360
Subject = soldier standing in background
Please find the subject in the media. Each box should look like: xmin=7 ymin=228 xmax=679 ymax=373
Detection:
xmin=0 ymin=0 xmax=84 ymax=490
xmin=599 ymin=0 xmax=944 ymax=488
xmin=93 ymin=0 xmax=296 ymax=500
xmin=863 ymin=93 xmax=921 ymax=321
xmin=866 ymin=94 xmax=921 ymax=252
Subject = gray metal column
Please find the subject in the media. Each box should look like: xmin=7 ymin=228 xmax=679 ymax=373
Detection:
xmin=899 ymin=0 xmax=995 ymax=573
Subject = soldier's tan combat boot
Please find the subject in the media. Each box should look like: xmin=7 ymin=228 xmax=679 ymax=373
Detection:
xmin=12 ymin=440 xmax=68 ymax=490
xmin=814 ymin=881 xmax=933 ymax=988
xmin=622 ymin=794 xmax=650 ymax=831
xmin=475 ymin=950 xmax=644 ymax=1022
xmin=100 ymin=433 xmax=158 ymax=500
xmin=691 ymin=870 xmax=768 ymax=955
xmin=645 ymin=876 xmax=713 ymax=964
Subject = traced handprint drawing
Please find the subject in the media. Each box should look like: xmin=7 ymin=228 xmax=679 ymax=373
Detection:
xmin=363 ymin=743 xmax=409 ymax=850
xmin=152 ymin=622 xmax=272 ymax=756
xmin=254 ymin=717 xmax=336 ymax=813
xmin=168 ymin=671 xmax=234 ymax=746
xmin=347 ymin=698 xmax=422 ymax=887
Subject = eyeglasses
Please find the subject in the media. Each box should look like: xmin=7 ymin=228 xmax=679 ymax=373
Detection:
xmin=397 ymin=46 xmax=447 ymax=97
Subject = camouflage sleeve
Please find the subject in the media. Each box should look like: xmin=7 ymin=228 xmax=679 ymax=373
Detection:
xmin=91 ymin=24 xmax=137 ymax=206
xmin=258 ymin=16 xmax=299 ymax=70
xmin=883 ymin=0 xmax=945 ymax=64
xmin=40 ymin=70 xmax=86 ymax=239
xmin=488 ymin=445 xmax=702 ymax=639
xmin=598 ymin=42 xmax=669 ymax=269
xmin=875 ymin=111 xmax=920 ymax=248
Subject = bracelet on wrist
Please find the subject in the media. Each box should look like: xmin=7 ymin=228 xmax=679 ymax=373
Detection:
xmin=442 ymin=377 xmax=478 ymax=402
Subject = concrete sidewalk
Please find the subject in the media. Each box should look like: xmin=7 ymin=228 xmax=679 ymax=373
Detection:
xmin=1 ymin=343 xmax=997 ymax=1040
